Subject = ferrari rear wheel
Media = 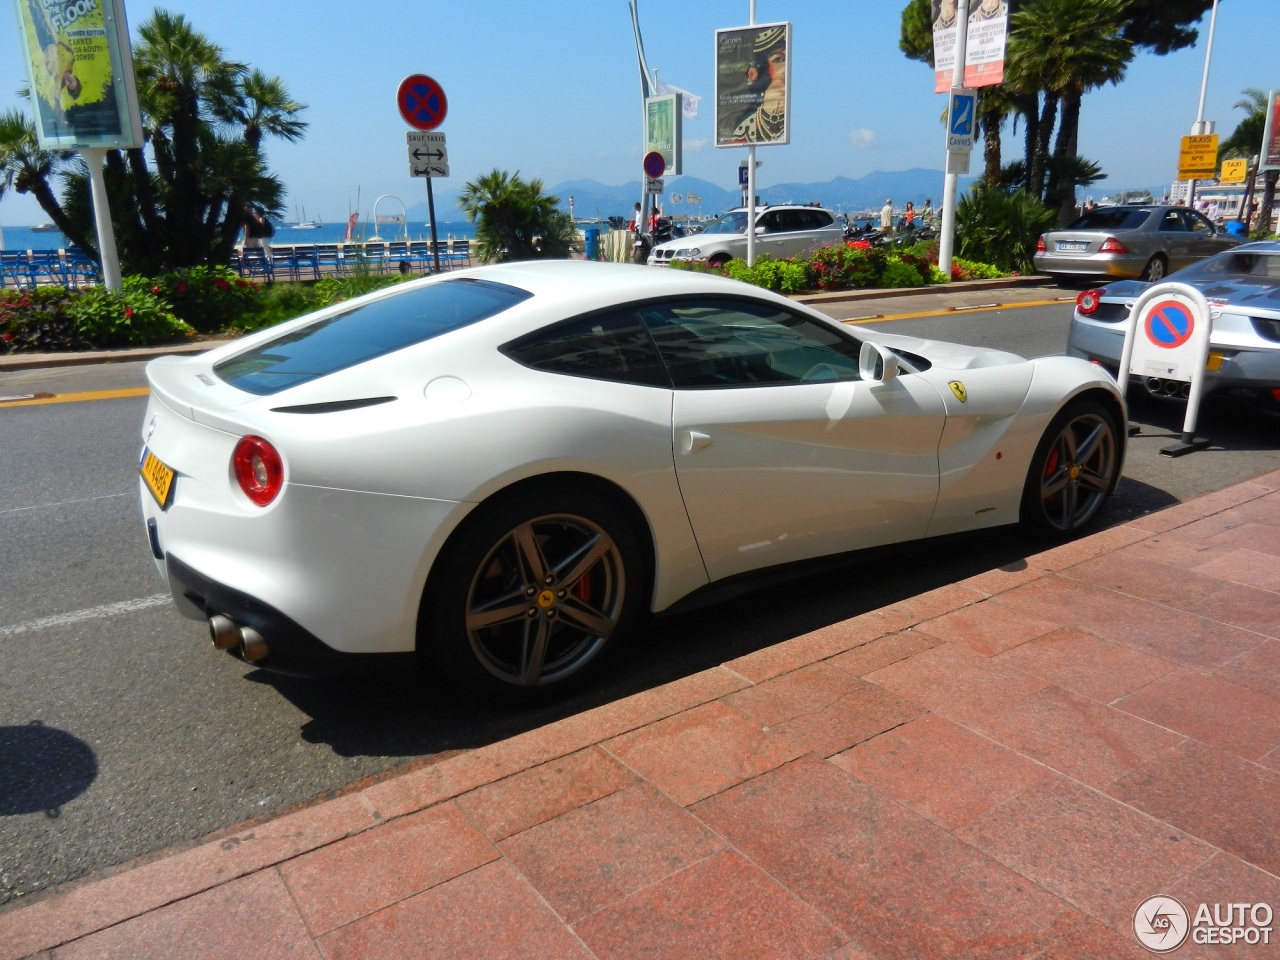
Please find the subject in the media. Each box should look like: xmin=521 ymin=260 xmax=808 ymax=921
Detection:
xmin=426 ymin=488 xmax=642 ymax=701
xmin=1020 ymin=400 xmax=1119 ymax=538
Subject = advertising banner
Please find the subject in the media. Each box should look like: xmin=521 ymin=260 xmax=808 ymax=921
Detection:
xmin=645 ymin=94 xmax=682 ymax=176
xmin=13 ymin=0 xmax=143 ymax=149
xmin=1261 ymin=90 xmax=1280 ymax=172
xmin=931 ymin=0 xmax=1007 ymax=93
xmin=715 ymin=21 xmax=791 ymax=147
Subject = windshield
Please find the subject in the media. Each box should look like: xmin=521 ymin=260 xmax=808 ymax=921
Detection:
xmin=214 ymin=278 xmax=531 ymax=395
xmin=1067 ymin=209 xmax=1150 ymax=231
xmin=700 ymin=212 xmax=750 ymax=235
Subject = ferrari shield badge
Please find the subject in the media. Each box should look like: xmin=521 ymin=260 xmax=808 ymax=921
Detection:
xmin=948 ymin=380 xmax=968 ymax=403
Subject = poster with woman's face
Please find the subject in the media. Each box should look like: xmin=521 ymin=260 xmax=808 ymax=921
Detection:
xmin=14 ymin=0 xmax=142 ymax=148
xmin=714 ymin=22 xmax=791 ymax=148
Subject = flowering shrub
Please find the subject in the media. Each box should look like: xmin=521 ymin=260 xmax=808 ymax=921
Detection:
xmin=138 ymin=265 xmax=261 ymax=333
xmin=68 ymin=288 xmax=192 ymax=346
xmin=0 ymin=288 xmax=92 ymax=353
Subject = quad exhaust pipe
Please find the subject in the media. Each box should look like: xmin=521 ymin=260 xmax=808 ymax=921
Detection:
xmin=1143 ymin=377 xmax=1191 ymax=400
xmin=208 ymin=614 xmax=269 ymax=663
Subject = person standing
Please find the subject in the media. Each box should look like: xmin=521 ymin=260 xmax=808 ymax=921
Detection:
xmin=880 ymin=198 xmax=893 ymax=232
xmin=904 ymin=201 xmax=916 ymax=228
xmin=921 ymin=198 xmax=934 ymax=225
xmin=242 ymin=204 xmax=273 ymax=261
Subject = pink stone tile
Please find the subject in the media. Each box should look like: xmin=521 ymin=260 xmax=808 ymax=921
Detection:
xmin=0 ymin=794 xmax=377 ymax=960
xmin=1111 ymin=739 xmax=1280 ymax=877
xmin=864 ymin=642 xmax=1048 ymax=726
xmin=1185 ymin=582 xmax=1280 ymax=639
xmin=992 ymin=627 xmax=1176 ymax=703
xmin=604 ymin=701 xmax=805 ymax=805
xmin=725 ymin=660 xmax=873 ymax=727
xmin=958 ymin=560 xmax=1049 ymax=598
xmin=573 ymin=849 xmax=847 ymax=960
xmin=827 ymin=631 xmax=940 ymax=677
xmin=692 ymin=756 xmax=1088 ymax=960
xmin=1026 ymin=915 xmax=1152 ymax=960
xmin=974 ymin=685 xmax=1186 ymax=789
xmin=1116 ymin=534 xmax=1234 ymax=571
xmin=1059 ymin=552 xmax=1226 ymax=608
xmin=1206 ymin=521 xmax=1280 ymax=557
xmin=831 ymin=714 xmax=1054 ymax=829
xmin=770 ymin=679 xmax=925 ymax=758
xmin=956 ymin=778 xmax=1214 ymax=936
xmin=1193 ymin=548 xmax=1280 ymax=592
xmin=1023 ymin=524 xmax=1153 ymax=572
xmin=456 ymin=747 xmax=637 ymax=842
xmin=1214 ymin=639 xmax=1280 ymax=701
xmin=992 ymin=575 xmax=1260 ymax=669
xmin=318 ymin=859 xmax=591 ymax=960
xmin=880 ymin=583 xmax=985 ymax=624
xmin=280 ymin=802 xmax=497 ymax=936
xmin=363 ymin=668 xmax=746 ymax=819
xmin=1115 ymin=668 xmax=1280 ymax=762
xmin=498 ymin=781 xmax=722 ymax=922
xmin=54 ymin=870 xmax=319 ymax=960
xmin=725 ymin=610 xmax=909 ymax=683
xmin=1169 ymin=853 xmax=1280 ymax=960
xmin=914 ymin=602 xmax=1058 ymax=656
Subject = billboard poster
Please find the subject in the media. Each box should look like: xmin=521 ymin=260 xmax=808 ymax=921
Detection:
xmin=715 ymin=21 xmax=791 ymax=148
xmin=645 ymin=93 xmax=682 ymax=176
xmin=931 ymin=0 xmax=1007 ymax=93
xmin=1262 ymin=90 xmax=1280 ymax=172
xmin=13 ymin=0 xmax=143 ymax=149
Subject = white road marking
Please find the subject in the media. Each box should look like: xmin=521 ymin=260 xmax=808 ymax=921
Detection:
xmin=0 ymin=594 xmax=173 ymax=639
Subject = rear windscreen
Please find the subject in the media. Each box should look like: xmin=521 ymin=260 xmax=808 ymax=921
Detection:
xmin=214 ymin=279 xmax=531 ymax=395
xmin=1067 ymin=209 xmax=1150 ymax=231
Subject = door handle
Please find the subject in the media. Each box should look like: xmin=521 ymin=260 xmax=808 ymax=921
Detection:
xmin=680 ymin=430 xmax=712 ymax=453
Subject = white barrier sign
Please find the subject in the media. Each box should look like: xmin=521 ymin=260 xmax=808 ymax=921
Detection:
xmin=1118 ymin=281 xmax=1215 ymax=454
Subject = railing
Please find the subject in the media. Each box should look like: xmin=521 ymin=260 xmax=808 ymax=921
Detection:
xmin=0 ymin=248 xmax=101 ymax=290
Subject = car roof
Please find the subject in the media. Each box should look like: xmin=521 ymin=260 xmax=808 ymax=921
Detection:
xmin=443 ymin=258 xmax=780 ymax=300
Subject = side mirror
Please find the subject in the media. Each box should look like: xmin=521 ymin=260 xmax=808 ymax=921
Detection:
xmin=754 ymin=225 xmax=767 ymax=235
xmin=858 ymin=340 xmax=900 ymax=383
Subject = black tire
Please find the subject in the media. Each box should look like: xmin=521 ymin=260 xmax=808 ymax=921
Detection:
xmin=1019 ymin=399 xmax=1120 ymax=538
xmin=424 ymin=486 xmax=643 ymax=702
xmin=1140 ymin=255 xmax=1167 ymax=282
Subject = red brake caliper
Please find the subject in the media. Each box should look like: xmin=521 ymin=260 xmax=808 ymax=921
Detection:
xmin=1043 ymin=447 xmax=1060 ymax=500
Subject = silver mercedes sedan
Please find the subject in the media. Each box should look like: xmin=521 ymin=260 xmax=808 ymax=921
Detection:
xmin=1035 ymin=205 xmax=1242 ymax=284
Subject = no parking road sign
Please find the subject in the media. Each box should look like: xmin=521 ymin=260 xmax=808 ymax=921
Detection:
xmin=398 ymin=74 xmax=448 ymax=131
xmin=643 ymin=151 xmax=666 ymax=179
xmin=1119 ymin=281 xmax=1216 ymax=455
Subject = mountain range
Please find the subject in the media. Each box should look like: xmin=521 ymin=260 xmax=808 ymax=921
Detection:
xmin=408 ymin=168 xmax=971 ymax=221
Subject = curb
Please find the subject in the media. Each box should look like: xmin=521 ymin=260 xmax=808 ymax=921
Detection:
xmin=0 ymin=276 xmax=1058 ymax=373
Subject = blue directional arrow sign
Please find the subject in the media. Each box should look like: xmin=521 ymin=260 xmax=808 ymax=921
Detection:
xmin=948 ymin=90 xmax=976 ymax=152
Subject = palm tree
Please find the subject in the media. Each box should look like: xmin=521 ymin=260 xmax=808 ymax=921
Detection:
xmin=1006 ymin=0 xmax=1130 ymax=215
xmin=1219 ymin=88 xmax=1276 ymax=234
xmin=0 ymin=110 xmax=100 ymax=258
xmin=460 ymin=170 xmax=573 ymax=262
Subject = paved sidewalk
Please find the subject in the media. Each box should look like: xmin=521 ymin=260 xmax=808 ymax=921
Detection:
xmin=3 ymin=472 xmax=1280 ymax=959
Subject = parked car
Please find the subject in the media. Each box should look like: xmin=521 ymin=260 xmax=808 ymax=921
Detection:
xmin=1067 ymin=240 xmax=1280 ymax=404
xmin=1034 ymin=205 xmax=1242 ymax=284
xmin=139 ymin=261 xmax=1124 ymax=701
xmin=647 ymin=205 xmax=845 ymax=267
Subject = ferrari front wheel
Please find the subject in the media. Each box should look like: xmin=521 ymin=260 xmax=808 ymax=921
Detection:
xmin=1020 ymin=399 xmax=1120 ymax=538
xmin=425 ymin=488 xmax=642 ymax=702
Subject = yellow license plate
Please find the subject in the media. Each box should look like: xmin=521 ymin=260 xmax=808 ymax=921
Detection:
xmin=140 ymin=448 xmax=175 ymax=508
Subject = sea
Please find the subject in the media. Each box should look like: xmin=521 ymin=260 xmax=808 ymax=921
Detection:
xmin=0 ymin=220 xmax=479 ymax=252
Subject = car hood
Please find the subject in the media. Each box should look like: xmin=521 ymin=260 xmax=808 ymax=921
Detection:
xmin=1099 ymin=276 xmax=1280 ymax=312
xmin=864 ymin=330 xmax=1025 ymax=370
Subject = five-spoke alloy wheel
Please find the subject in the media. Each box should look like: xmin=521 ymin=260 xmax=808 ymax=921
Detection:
xmin=1021 ymin=399 xmax=1121 ymax=537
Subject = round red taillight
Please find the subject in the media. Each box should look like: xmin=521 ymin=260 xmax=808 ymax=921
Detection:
xmin=232 ymin=436 xmax=284 ymax=506
xmin=1076 ymin=288 xmax=1105 ymax=315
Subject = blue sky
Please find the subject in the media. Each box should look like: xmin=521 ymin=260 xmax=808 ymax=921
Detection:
xmin=0 ymin=0 xmax=1275 ymax=225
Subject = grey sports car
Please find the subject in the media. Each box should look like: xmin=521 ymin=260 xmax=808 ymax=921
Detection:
xmin=1067 ymin=240 xmax=1280 ymax=404
xmin=1035 ymin=205 xmax=1242 ymax=284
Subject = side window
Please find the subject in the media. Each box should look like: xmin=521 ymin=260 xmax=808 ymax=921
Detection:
xmin=502 ymin=308 xmax=670 ymax=387
xmin=778 ymin=210 xmax=808 ymax=232
xmin=1183 ymin=211 xmax=1212 ymax=233
xmin=809 ymin=210 xmax=835 ymax=229
xmin=758 ymin=210 xmax=785 ymax=233
xmin=1159 ymin=211 xmax=1185 ymax=231
xmin=638 ymin=298 xmax=864 ymax=388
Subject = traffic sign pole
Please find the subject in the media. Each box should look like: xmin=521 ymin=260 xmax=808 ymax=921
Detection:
xmin=938 ymin=0 xmax=970 ymax=280
xmin=398 ymin=75 xmax=448 ymax=272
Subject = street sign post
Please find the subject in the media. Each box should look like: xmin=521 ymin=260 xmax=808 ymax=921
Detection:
xmin=643 ymin=151 xmax=666 ymax=179
xmin=1178 ymin=134 xmax=1219 ymax=181
xmin=397 ymin=75 xmax=448 ymax=270
xmin=646 ymin=177 xmax=664 ymax=195
xmin=1219 ymin=158 xmax=1248 ymax=184
xmin=947 ymin=89 xmax=976 ymax=152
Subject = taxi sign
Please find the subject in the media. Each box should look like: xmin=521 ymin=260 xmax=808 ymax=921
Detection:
xmin=1177 ymin=134 xmax=1219 ymax=180
xmin=1219 ymin=158 xmax=1248 ymax=184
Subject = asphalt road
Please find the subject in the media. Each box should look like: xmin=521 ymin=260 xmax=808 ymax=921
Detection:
xmin=2 ymin=287 xmax=1278 ymax=906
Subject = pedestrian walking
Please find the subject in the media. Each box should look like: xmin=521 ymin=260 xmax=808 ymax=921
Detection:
xmin=880 ymin=198 xmax=893 ymax=232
